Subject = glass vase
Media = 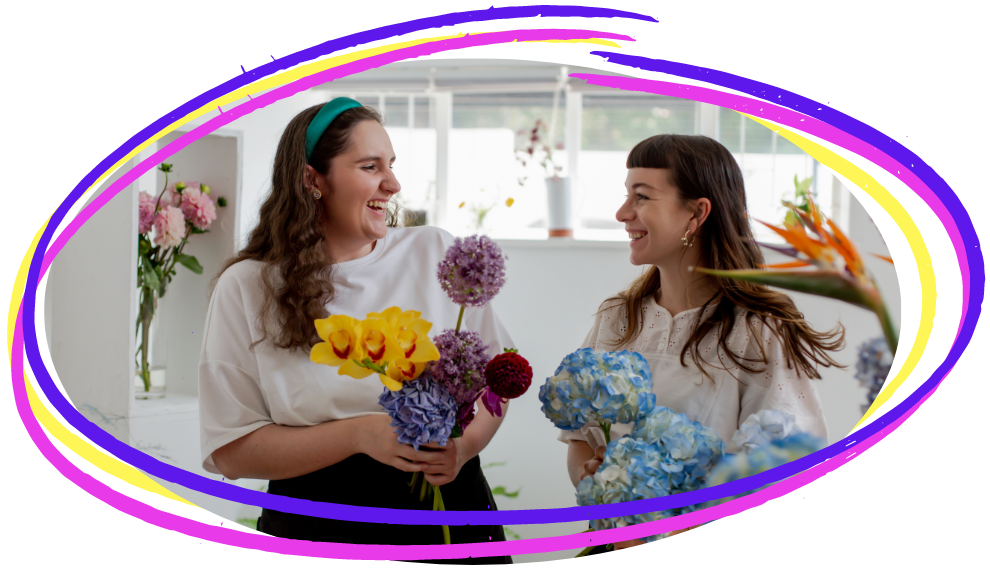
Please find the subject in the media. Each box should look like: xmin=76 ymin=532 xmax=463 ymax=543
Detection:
xmin=135 ymin=286 xmax=167 ymax=399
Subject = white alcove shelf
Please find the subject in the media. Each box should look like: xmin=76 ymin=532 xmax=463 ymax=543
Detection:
xmin=47 ymin=126 xmax=267 ymax=523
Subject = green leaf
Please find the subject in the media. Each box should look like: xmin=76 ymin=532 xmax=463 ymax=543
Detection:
xmin=481 ymin=461 xmax=507 ymax=469
xmin=189 ymin=226 xmax=209 ymax=235
xmin=491 ymin=486 xmax=520 ymax=498
xmin=692 ymin=267 xmax=873 ymax=309
xmin=141 ymin=258 xmax=160 ymax=291
xmin=176 ymin=254 xmax=203 ymax=274
xmin=450 ymin=426 xmax=463 ymax=439
xmin=503 ymin=528 xmax=521 ymax=540
xmin=235 ymin=518 xmax=258 ymax=529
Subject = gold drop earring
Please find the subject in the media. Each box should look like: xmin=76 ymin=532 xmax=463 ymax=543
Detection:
xmin=681 ymin=229 xmax=695 ymax=248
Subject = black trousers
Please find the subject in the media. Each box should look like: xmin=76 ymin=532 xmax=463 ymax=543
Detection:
xmin=257 ymin=453 xmax=513 ymax=564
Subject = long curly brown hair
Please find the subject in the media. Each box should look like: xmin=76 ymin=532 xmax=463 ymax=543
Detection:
xmin=213 ymin=103 xmax=398 ymax=351
xmin=603 ymin=134 xmax=844 ymax=380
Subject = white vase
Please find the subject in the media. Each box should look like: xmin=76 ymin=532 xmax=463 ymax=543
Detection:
xmin=545 ymin=176 xmax=573 ymax=238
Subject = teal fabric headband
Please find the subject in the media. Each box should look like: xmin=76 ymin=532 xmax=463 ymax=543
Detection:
xmin=305 ymin=97 xmax=363 ymax=162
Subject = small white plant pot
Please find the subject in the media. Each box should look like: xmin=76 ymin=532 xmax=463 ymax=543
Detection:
xmin=545 ymin=176 xmax=573 ymax=237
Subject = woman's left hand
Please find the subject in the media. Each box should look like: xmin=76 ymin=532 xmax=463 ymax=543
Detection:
xmin=421 ymin=438 xmax=465 ymax=486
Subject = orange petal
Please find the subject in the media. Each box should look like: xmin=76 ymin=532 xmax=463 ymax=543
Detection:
xmin=760 ymin=260 xmax=813 ymax=269
xmin=757 ymin=220 xmax=830 ymax=264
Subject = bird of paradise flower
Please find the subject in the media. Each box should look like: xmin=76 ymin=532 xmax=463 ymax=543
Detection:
xmin=692 ymin=197 xmax=898 ymax=354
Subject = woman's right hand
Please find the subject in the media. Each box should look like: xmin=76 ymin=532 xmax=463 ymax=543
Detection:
xmin=355 ymin=414 xmax=446 ymax=472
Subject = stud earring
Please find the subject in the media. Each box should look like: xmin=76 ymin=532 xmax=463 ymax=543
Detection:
xmin=312 ymin=189 xmax=322 ymax=200
xmin=681 ymin=229 xmax=695 ymax=248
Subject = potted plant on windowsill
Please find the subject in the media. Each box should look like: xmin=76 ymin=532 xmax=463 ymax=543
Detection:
xmin=515 ymin=118 xmax=571 ymax=237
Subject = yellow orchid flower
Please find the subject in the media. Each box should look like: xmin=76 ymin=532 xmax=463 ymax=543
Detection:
xmin=356 ymin=317 xmax=403 ymax=366
xmin=311 ymin=315 xmax=365 ymax=367
xmin=379 ymin=359 xmax=428 ymax=390
xmin=368 ymin=307 xmax=441 ymax=363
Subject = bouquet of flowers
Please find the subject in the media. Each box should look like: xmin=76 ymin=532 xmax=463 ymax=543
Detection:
xmin=539 ymin=349 xmax=726 ymax=551
xmin=309 ymin=234 xmax=533 ymax=544
xmin=693 ymin=197 xmax=898 ymax=418
xmin=136 ymin=162 xmax=226 ymax=393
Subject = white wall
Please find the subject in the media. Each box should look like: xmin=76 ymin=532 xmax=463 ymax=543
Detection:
xmin=48 ymin=160 xmax=138 ymax=444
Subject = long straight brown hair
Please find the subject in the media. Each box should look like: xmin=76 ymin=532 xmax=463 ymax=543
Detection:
xmin=212 ymin=103 xmax=398 ymax=350
xmin=604 ymin=134 xmax=844 ymax=380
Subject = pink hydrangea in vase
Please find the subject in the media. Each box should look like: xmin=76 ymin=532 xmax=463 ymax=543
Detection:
xmin=135 ymin=163 xmax=226 ymax=398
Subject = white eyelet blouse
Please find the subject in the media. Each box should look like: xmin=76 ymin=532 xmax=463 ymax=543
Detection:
xmin=557 ymin=295 xmax=829 ymax=451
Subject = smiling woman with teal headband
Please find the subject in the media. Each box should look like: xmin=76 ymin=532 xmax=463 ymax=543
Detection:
xmin=196 ymin=98 xmax=515 ymax=563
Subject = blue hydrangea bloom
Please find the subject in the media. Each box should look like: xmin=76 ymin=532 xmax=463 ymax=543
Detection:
xmin=378 ymin=375 xmax=458 ymax=450
xmin=538 ymin=348 xmax=656 ymax=431
xmin=855 ymin=337 xmax=893 ymax=414
xmin=731 ymin=409 xmax=797 ymax=452
xmin=576 ymin=409 xmax=727 ymax=543
xmin=576 ymin=437 xmax=667 ymax=542
xmin=705 ymin=432 xmax=825 ymax=507
xmin=632 ymin=406 xmax=726 ymax=494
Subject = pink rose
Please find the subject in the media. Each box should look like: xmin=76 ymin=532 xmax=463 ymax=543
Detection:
xmin=179 ymin=187 xmax=217 ymax=230
xmin=153 ymin=205 xmax=186 ymax=248
xmin=138 ymin=192 xmax=155 ymax=234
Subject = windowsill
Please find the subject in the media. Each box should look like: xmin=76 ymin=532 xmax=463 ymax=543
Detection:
xmin=447 ymin=227 xmax=788 ymax=248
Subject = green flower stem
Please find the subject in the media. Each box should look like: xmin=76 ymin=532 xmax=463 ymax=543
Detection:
xmin=599 ymin=421 xmax=611 ymax=445
xmin=419 ymin=476 xmax=429 ymax=502
xmin=870 ymin=296 xmax=900 ymax=355
xmin=574 ymin=530 xmax=613 ymax=558
xmin=433 ymin=485 xmax=451 ymax=545
xmin=455 ymin=305 xmax=465 ymax=333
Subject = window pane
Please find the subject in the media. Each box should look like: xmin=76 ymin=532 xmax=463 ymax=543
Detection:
xmin=582 ymin=94 xmax=696 ymax=151
xmin=448 ymin=92 xmax=566 ymax=234
xmin=452 ymin=93 xmax=564 ymax=139
xmin=743 ymin=116 xmax=773 ymax=153
xmin=384 ymin=97 xmax=409 ymax=127
xmin=413 ymin=97 xmax=432 ymax=129
xmin=718 ymin=109 xmax=743 ymax=153
xmin=353 ymin=96 xmax=381 ymax=113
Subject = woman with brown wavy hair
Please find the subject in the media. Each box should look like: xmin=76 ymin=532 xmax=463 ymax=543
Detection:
xmin=197 ymin=98 xmax=513 ymax=563
xmin=562 ymin=134 xmax=844 ymax=543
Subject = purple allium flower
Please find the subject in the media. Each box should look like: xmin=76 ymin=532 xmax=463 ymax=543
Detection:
xmin=437 ymin=235 xmax=507 ymax=307
xmin=378 ymin=376 xmax=458 ymax=450
xmin=428 ymin=329 xmax=490 ymax=404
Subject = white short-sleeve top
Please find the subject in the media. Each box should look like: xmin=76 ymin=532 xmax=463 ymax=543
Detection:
xmin=198 ymin=226 xmax=514 ymax=474
xmin=558 ymin=296 xmax=828 ymax=451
